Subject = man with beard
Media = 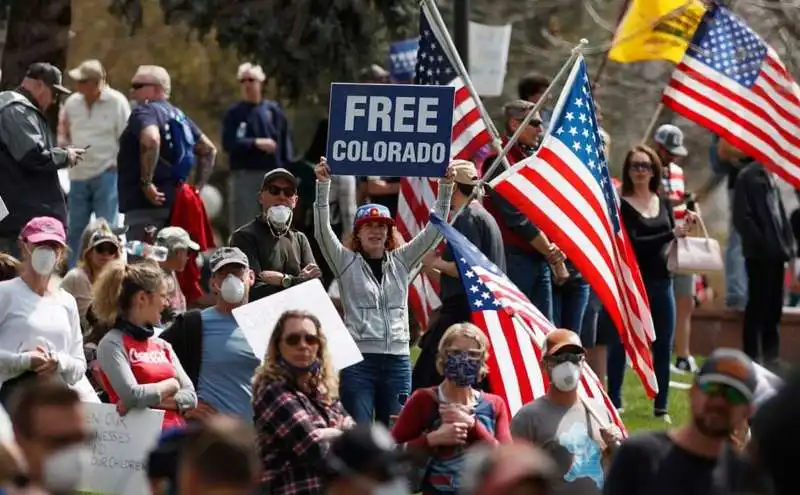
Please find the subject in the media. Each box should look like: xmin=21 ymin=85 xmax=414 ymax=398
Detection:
xmin=603 ymin=348 xmax=757 ymax=495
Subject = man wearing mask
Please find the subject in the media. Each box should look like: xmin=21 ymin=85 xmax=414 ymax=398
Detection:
xmin=162 ymin=247 xmax=261 ymax=423
xmin=0 ymin=63 xmax=84 ymax=257
xmin=511 ymin=329 xmax=622 ymax=495
xmin=604 ymin=348 xmax=757 ymax=495
xmin=230 ymin=168 xmax=320 ymax=301
xmin=222 ymin=63 xmax=293 ymax=230
xmin=483 ymin=100 xmax=567 ymax=322
xmin=10 ymin=380 xmax=91 ymax=494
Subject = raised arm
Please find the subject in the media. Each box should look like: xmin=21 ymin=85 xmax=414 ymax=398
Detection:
xmin=313 ymin=159 xmax=354 ymax=275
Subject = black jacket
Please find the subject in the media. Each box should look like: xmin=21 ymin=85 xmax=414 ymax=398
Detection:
xmin=160 ymin=309 xmax=203 ymax=387
xmin=733 ymin=163 xmax=794 ymax=261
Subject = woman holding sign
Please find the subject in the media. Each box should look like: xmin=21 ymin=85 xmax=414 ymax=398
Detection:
xmin=314 ymin=157 xmax=454 ymax=425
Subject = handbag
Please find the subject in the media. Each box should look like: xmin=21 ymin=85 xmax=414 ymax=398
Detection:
xmin=667 ymin=215 xmax=723 ymax=274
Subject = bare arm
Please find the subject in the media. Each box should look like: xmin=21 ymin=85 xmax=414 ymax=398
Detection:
xmin=140 ymin=125 xmax=161 ymax=184
xmin=57 ymin=106 xmax=70 ymax=147
xmin=367 ymin=178 xmax=400 ymax=197
xmin=193 ymin=133 xmax=217 ymax=190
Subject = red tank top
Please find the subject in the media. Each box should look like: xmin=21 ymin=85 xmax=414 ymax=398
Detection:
xmin=100 ymin=334 xmax=185 ymax=430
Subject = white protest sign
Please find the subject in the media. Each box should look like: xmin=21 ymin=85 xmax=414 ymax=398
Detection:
xmin=80 ymin=403 xmax=164 ymax=495
xmin=233 ymin=279 xmax=363 ymax=371
xmin=0 ymin=194 xmax=7 ymax=223
xmin=469 ymin=21 xmax=512 ymax=97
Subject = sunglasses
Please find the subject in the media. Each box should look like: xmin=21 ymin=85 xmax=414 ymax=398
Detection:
xmin=546 ymin=352 xmax=584 ymax=365
xmin=240 ymin=78 xmax=257 ymax=83
xmin=265 ymin=185 xmax=296 ymax=197
xmin=529 ymin=119 xmax=543 ymax=128
xmin=699 ymin=382 xmax=749 ymax=405
xmin=94 ymin=243 xmax=118 ymax=256
xmin=283 ymin=332 xmax=321 ymax=347
xmin=130 ymin=82 xmax=155 ymax=90
xmin=629 ymin=161 xmax=652 ymax=172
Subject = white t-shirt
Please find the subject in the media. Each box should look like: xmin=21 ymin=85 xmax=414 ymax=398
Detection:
xmin=0 ymin=278 xmax=87 ymax=389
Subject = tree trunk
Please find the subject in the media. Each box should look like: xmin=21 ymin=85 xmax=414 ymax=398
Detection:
xmin=0 ymin=0 xmax=71 ymax=131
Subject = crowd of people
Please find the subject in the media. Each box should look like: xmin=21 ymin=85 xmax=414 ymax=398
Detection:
xmin=0 ymin=53 xmax=793 ymax=495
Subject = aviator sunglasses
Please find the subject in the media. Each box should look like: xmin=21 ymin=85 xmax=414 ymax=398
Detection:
xmin=283 ymin=333 xmax=321 ymax=347
xmin=265 ymin=185 xmax=296 ymax=197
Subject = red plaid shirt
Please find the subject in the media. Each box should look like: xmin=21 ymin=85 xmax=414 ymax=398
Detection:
xmin=253 ymin=378 xmax=350 ymax=495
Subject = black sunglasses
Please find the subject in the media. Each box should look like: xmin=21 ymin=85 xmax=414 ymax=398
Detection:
xmin=94 ymin=243 xmax=118 ymax=256
xmin=283 ymin=333 xmax=321 ymax=347
xmin=131 ymin=82 xmax=155 ymax=90
xmin=240 ymin=78 xmax=257 ymax=83
xmin=264 ymin=185 xmax=296 ymax=197
xmin=545 ymin=352 xmax=584 ymax=365
xmin=629 ymin=161 xmax=652 ymax=171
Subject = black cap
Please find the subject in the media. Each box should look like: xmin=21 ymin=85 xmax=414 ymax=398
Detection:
xmin=325 ymin=424 xmax=411 ymax=482
xmin=25 ymin=63 xmax=71 ymax=95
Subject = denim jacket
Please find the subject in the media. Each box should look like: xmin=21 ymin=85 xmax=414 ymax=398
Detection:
xmin=314 ymin=180 xmax=453 ymax=355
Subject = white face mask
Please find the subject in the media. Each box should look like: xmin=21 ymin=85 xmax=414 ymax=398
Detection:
xmin=30 ymin=247 xmax=58 ymax=276
xmin=551 ymin=361 xmax=581 ymax=392
xmin=220 ymin=275 xmax=246 ymax=304
xmin=266 ymin=205 xmax=293 ymax=229
xmin=42 ymin=443 xmax=91 ymax=492
xmin=373 ymin=478 xmax=410 ymax=495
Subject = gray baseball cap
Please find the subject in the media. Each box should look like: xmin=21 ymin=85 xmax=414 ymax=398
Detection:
xmin=25 ymin=63 xmax=71 ymax=95
xmin=654 ymin=124 xmax=688 ymax=157
xmin=155 ymin=226 xmax=200 ymax=252
xmin=209 ymin=247 xmax=249 ymax=273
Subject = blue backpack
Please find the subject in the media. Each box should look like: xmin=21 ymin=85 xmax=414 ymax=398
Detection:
xmin=152 ymin=102 xmax=196 ymax=182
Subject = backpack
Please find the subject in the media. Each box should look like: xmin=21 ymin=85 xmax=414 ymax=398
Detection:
xmin=152 ymin=101 xmax=196 ymax=182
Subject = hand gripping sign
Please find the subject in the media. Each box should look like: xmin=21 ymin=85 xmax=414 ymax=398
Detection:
xmin=326 ymin=83 xmax=455 ymax=177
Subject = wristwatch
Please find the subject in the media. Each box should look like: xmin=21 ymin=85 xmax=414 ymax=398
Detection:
xmin=281 ymin=274 xmax=294 ymax=288
xmin=140 ymin=178 xmax=153 ymax=187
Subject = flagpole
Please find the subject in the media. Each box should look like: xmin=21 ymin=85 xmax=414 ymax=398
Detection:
xmin=640 ymin=102 xmax=664 ymax=145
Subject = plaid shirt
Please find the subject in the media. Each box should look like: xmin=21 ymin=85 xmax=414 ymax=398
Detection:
xmin=254 ymin=378 xmax=349 ymax=495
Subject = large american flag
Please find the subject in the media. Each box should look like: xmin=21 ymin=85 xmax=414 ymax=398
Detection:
xmin=489 ymin=57 xmax=658 ymax=398
xmin=662 ymin=5 xmax=800 ymax=188
xmin=430 ymin=213 xmax=626 ymax=433
xmin=395 ymin=3 xmax=493 ymax=328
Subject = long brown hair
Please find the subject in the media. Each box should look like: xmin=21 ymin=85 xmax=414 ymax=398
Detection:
xmin=620 ymin=145 xmax=663 ymax=196
xmin=252 ymin=310 xmax=338 ymax=403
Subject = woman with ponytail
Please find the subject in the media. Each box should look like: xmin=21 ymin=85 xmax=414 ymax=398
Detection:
xmin=94 ymin=260 xmax=196 ymax=430
xmin=252 ymin=310 xmax=353 ymax=494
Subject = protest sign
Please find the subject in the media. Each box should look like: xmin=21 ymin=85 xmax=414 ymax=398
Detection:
xmin=233 ymin=279 xmax=362 ymax=371
xmin=469 ymin=21 xmax=512 ymax=96
xmin=79 ymin=403 xmax=164 ymax=495
xmin=0 ymin=194 xmax=7 ymax=223
xmin=389 ymin=38 xmax=419 ymax=82
xmin=326 ymin=83 xmax=455 ymax=177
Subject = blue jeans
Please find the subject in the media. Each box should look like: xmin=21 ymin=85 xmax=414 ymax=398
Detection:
xmin=67 ymin=169 xmax=119 ymax=267
xmin=553 ymin=277 xmax=590 ymax=332
xmin=506 ymin=251 xmax=553 ymax=322
xmin=339 ymin=353 xmax=411 ymax=425
xmin=725 ymin=189 xmax=748 ymax=308
xmin=580 ymin=289 xmax=603 ymax=347
xmin=606 ymin=277 xmax=675 ymax=411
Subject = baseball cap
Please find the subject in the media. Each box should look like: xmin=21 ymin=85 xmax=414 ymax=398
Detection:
xmin=68 ymin=59 xmax=105 ymax=82
xmin=451 ymin=159 xmax=479 ymax=186
xmin=209 ymin=247 xmax=249 ymax=273
xmin=261 ymin=168 xmax=297 ymax=190
xmin=696 ymin=348 xmax=757 ymax=403
xmin=87 ymin=230 xmax=120 ymax=251
xmin=654 ymin=124 xmax=688 ymax=157
xmin=19 ymin=217 xmax=67 ymax=246
xmin=155 ymin=227 xmax=200 ymax=252
xmin=354 ymin=203 xmax=394 ymax=230
xmin=503 ymin=99 xmax=537 ymax=121
xmin=460 ymin=443 xmax=557 ymax=495
xmin=325 ymin=423 xmax=411 ymax=482
xmin=543 ymin=329 xmax=584 ymax=357
xmin=25 ymin=63 xmax=71 ymax=95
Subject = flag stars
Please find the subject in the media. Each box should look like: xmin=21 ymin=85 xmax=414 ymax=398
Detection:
xmin=565 ymin=112 xmax=575 ymax=121
xmin=469 ymin=285 xmax=479 ymax=293
xmin=569 ymin=127 xmax=578 ymax=136
xmin=465 ymin=270 xmax=474 ymax=278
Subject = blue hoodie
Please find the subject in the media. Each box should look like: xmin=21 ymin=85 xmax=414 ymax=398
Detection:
xmin=221 ymin=100 xmax=293 ymax=172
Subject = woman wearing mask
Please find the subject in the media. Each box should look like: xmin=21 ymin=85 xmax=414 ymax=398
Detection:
xmin=252 ymin=310 xmax=353 ymax=495
xmin=94 ymin=260 xmax=197 ymax=430
xmin=314 ymin=158 xmax=454 ymax=425
xmin=392 ymin=323 xmax=511 ymax=494
xmin=605 ymin=146 xmax=695 ymax=421
xmin=0 ymin=217 xmax=87 ymax=408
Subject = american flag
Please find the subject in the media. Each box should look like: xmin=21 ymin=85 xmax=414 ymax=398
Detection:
xmin=489 ymin=57 xmax=658 ymax=398
xmin=429 ymin=213 xmax=626 ymax=433
xmin=662 ymin=5 xmax=800 ymax=188
xmin=395 ymin=4 xmax=493 ymax=328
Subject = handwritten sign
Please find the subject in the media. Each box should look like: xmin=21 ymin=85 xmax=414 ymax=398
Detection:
xmin=79 ymin=403 xmax=164 ymax=495
xmin=326 ymin=83 xmax=455 ymax=177
xmin=233 ymin=279 xmax=362 ymax=371
xmin=469 ymin=21 xmax=512 ymax=97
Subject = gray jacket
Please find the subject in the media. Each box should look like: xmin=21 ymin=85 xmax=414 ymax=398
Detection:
xmin=0 ymin=90 xmax=68 ymax=235
xmin=314 ymin=180 xmax=453 ymax=355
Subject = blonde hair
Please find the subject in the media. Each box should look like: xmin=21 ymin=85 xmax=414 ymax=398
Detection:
xmin=92 ymin=260 xmax=165 ymax=327
xmin=133 ymin=65 xmax=171 ymax=97
xmin=252 ymin=310 xmax=338 ymax=402
xmin=237 ymin=63 xmax=265 ymax=82
xmin=435 ymin=322 xmax=491 ymax=378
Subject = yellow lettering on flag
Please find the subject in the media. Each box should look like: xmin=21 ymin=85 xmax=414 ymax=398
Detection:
xmin=608 ymin=0 xmax=707 ymax=64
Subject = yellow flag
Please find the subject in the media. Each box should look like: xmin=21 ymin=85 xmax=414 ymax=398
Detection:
xmin=608 ymin=0 xmax=707 ymax=64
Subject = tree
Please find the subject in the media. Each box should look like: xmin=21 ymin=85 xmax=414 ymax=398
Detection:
xmin=108 ymin=0 xmax=418 ymax=102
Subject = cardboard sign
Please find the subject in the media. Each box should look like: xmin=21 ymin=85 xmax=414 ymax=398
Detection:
xmin=469 ymin=21 xmax=512 ymax=97
xmin=79 ymin=403 xmax=164 ymax=495
xmin=326 ymin=83 xmax=455 ymax=177
xmin=233 ymin=279 xmax=362 ymax=371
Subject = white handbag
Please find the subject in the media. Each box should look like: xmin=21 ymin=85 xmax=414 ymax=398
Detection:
xmin=667 ymin=215 xmax=723 ymax=274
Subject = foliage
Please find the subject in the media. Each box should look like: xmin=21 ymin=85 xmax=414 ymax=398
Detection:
xmin=108 ymin=0 xmax=418 ymax=102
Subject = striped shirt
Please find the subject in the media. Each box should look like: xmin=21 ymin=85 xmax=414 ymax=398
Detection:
xmin=663 ymin=162 xmax=687 ymax=226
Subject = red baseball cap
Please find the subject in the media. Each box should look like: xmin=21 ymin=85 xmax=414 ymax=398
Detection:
xmin=19 ymin=217 xmax=67 ymax=246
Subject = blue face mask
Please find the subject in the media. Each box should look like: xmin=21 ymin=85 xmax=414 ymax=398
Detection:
xmin=443 ymin=352 xmax=481 ymax=387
